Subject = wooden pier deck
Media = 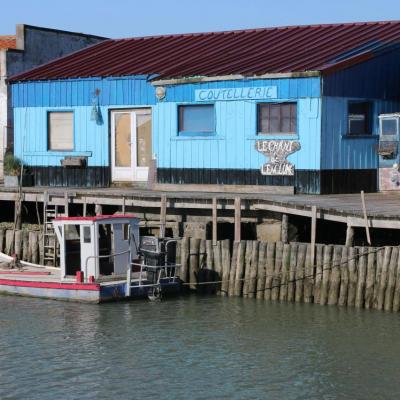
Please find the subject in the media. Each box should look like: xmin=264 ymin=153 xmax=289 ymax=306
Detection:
xmin=0 ymin=186 xmax=400 ymax=229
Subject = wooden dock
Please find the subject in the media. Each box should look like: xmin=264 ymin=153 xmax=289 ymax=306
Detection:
xmin=1 ymin=186 xmax=400 ymax=244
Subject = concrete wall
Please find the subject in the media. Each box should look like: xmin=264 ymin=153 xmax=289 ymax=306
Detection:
xmin=0 ymin=24 xmax=106 ymax=179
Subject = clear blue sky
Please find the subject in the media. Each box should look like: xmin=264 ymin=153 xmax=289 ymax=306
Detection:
xmin=1 ymin=0 xmax=400 ymax=38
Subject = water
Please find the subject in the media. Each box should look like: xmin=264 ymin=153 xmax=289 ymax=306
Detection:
xmin=0 ymin=295 xmax=399 ymax=400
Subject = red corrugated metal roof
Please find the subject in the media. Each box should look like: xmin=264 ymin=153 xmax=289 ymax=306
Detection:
xmin=0 ymin=35 xmax=16 ymax=49
xmin=9 ymin=21 xmax=400 ymax=82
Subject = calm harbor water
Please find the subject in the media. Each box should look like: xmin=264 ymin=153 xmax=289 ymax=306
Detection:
xmin=0 ymin=295 xmax=399 ymax=400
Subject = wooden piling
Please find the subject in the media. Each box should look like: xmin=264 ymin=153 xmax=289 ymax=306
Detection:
xmin=5 ymin=230 xmax=14 ymax=255
xmin=375 ymin=247 xmax=391 ymax=310
xmin=248 ymin=241 xmax=259 ymax=299
xmin=345 ymin=224 xmax=354 ymax=247
xmin=30 ymin=231 xmax=39 ymax=264
xmin=234 ymin=241 xmax=246 ymax=297
xmin=256 ymin=242 xmax=267 ymax=300
xmin=279 ymin=243 xmax=291 ymax=302
xmin=303 ymin=244 xmax=314 ymax=303
xmin=234 ymin=197 xmax=241 ymax=243
xmin=213 ymin=240 xmax=222 ymax=278
xmin=189 ymin=238 xmax=201 ymax=290
xmin=364 ymin=249 xmax=376 ymax=309
xmin=0 ymin=228 xmax=4 ymax=253
xmin=242 ymin=241 xmax=253 ymax=297
xmin=347 ymin=247 xmax=358 ymax=307
xmin=392 ymin=252 xmax=400 ymax=312
xmin=212 ymin=197 xmax=217 ymax=246
xmin=355 ymin=247 xmax=367 ymax=308
xmin=338 ymin=246 xmax=349 ymax=306
xmin=328 ymin=245 xmax=342 ymax=306
xmin=271 ymin=241 xmax=283 ymax=301
xmin=22 ymin=230 xmax=29 ymax=262
xmin=295 ymin=243 xmax=307 ymax=303
xmin=281 ymin=215 xmax=289 ymax=243
xmin=384 ymin=247 xmax=398 ymax=312
xmin=264 ymin=242 xmax=276 ymax=301
xmin=320 ymin=245 xmax=333 ymax=305
xmin=14 ymin=230 xmax=23 ymax=260
xmin=313 ymin=244 xmax=324 ymax=303
xmin=287 ymin=243 xmax=298 ymax=302
xmin=179 ymin=237 xmax=190 ymax=284
xmin=198 ymin=239 xmax=206 ymax=287
xmin=228 ymin=241 xmax=238 ymax=297
xmin=373 ymin=248 xmax=384 ymax=309
xmin=221 ymin=239 xmax=231 ymax=296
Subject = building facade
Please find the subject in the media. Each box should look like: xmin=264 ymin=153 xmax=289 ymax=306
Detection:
xmin=0 ymin=24 xmax=106 ymax=178
xmin=9 ymin=21 xmax=400 ymax=194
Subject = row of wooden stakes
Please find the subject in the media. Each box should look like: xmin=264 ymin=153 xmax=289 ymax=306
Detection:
xmin=0 ymin=229 xmax=41 ymax=264
xmin=176 ymin=238 xmax=400 ymax=312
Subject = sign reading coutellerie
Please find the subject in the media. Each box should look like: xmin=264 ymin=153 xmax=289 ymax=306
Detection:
xmin=255 ymin=140 xmax=301 ymax=176
xmin=195 ymin=86 xmax=277 ymax=102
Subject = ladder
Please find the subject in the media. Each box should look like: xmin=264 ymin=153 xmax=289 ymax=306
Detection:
xmin=42 ymin=193 xmax=66 ymax=266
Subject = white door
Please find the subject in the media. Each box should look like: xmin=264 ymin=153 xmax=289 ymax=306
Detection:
xmin=111 ymin=109 xmax=152 ymax=182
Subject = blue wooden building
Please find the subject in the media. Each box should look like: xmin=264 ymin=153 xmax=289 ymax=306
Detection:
xmin=9 ymin=21 xmax=400 ymax=194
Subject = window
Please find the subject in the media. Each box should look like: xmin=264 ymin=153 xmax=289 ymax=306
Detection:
xmin=381 ymin=118 xmax=398 ymax=136
xmin=258 ymin=103 xmax=297 ymax=135
xmin=83 ymin=226 xmax=91 ymax=243
xmin=48 ymin=112 xmax=74 ymax=150
xmin=178 ymin=105 xmax=214 ymax=135
xmin=348 ymin=102 xmax=371 ymax=135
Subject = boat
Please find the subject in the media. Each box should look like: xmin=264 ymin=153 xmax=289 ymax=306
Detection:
xmin=0 ymin=214 xmax=181 ymax=303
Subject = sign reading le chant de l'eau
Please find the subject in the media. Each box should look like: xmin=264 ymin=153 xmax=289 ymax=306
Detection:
xmin=195 ymin=86 xmax=278 ymax=102
xmin=255 ymin=140 xmax=301 ymax=176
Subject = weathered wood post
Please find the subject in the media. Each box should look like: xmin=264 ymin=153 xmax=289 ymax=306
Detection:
xmin=295 ymin=243 xmax=307 ymax=303
xmin=392 ymin=253 xmax=400 ymax=312
xmin=234 ymin=197 xmax=241 ymax=243
xmin=376 ymin=246 xmax=391 ymax=310
xmin=212 ymin=197 xmax=217 ymax=246
xmin=22 ymin=230 xmax=29 ymax=262
xmin=345 ymin=221 xmax=354 ymax=247
xmin=281 ymin=214 xmax=289 ymax=244
xmin=221 ymin=239 xmax=231 ymax=296
xmin=355 ymin=247 xmax=367 ymax=308
xmin=0 ymin=228 xmax=4 ymax=253
xmin=364 ymin=249 xmax=376 ymax=309
xmin=160 ymin=194 xmax=167 ymax=238
xmin=14 ymin=230 xmax=23 ymax=260
xmin=320 ymin=245 xmax=333 ymax=305
xmin=179 ymin=237 xmax=189 ymax=284
xmin=264 ymin=242 xmax=276 ymax=300
xmin=248 ymin=241 xmax=259 ymax=299
xmin=328 ymin=245 xmax=342 ymax=306
xmin=287 ymin=243 xmax=298 ymax=302
xmin=347 ymin=247 xmax=358 ymax=307
xmin=279 ymin=243 xmax=291 ymax=302
xmin=271 ymin=241 xmax=283 ymax=301
xmin=384 ymin=247 xmax=398 ymax=311
xmin=233 ymin=241 xmax=246 ymax=297
xmin=5 ymin=230 xmax=14 ymax=255
xmin=338 ymin=246 xmax=349 ymax=306
xmin=189 ymin=238 xmax=201 ymax=290
xmin=314 ymin=244 xmax=324 ymax=303
xmin=243 ymin=241 xmax=253 ymax=297
xmin=256 ymin=242 xmax=267 ymax=300
xmin=303 ymin=244 xmax=313 ymax=303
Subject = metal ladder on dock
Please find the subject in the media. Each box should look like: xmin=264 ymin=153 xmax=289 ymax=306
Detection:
xmin=42 ymin=193 xmax=65 ymax=266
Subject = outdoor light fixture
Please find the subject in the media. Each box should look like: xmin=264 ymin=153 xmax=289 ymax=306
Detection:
xmin=155 ymin=86 xmax=166 ymax=101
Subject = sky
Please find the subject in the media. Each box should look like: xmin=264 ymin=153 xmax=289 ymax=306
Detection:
xmin=1 ymin=0 xmax=400 ymax=38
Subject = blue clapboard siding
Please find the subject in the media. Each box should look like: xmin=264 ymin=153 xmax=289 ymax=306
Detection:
xmin=324 ymin=50 xmax=400 ymax=100
xmin=13 ymin=76 xmax=322 ymax=170
xmin=12 ymin=76 xmax=156 ymax=108
xmin=154 ymin=97 xmax=321 ymax=170
xmin=14 ymin=106 xmax=109 ymax=166
xmin=321 ymin=96 xmax=400 ymax=170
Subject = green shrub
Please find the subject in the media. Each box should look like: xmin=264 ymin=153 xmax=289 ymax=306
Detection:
xmin=3 ymin=153 xmax=22 ymax=176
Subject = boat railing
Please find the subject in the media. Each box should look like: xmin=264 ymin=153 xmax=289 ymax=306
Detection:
xmin=126 ymin=262 xmax=181 ymax=297
xmin=84 ymin=249 xmax=131 ymax=283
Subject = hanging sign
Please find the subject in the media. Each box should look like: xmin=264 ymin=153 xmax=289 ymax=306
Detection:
xmin=195 ymin=86 xmax=277 ymax=102
xmin=255 ymin=140 xmax=301 ymax=176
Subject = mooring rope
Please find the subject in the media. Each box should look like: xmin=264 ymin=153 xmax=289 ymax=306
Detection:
xmin=180 ymin=245 xmax=389 ymax=296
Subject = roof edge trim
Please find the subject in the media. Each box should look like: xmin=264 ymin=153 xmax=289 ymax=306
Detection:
xmin=151 ymin=71 xmax=321 ymax=86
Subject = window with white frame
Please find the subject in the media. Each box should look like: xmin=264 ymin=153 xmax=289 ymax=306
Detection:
xmin=48 ymin=112 xmax=74 ymax=150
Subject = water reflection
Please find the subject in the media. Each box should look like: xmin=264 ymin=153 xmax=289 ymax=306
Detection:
xmin=0 ymin=295 xmax=399 ymax=399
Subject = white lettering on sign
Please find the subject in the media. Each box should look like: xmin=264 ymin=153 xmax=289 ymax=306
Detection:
xmin=195 ymin=86 xmax=278 ymax=102
xmin=255 ymin=140 xmax=301 ymax=176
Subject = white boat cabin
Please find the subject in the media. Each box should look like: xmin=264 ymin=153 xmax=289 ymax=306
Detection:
xmin=53 ymin=215 xmax=140 ymax=282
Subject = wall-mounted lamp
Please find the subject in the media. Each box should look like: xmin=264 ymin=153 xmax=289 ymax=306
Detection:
xmin=155 ymin=86 xmax=166 ymax=101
